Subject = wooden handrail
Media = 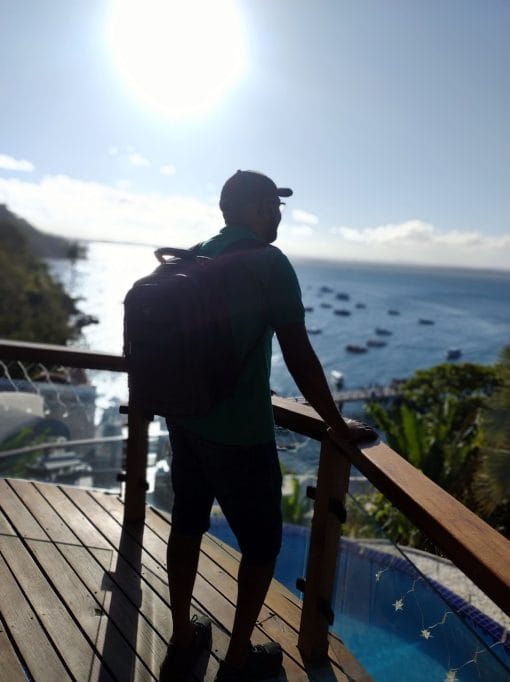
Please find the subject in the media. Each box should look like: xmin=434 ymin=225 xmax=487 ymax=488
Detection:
xmin=0 ymin=339 xmax=126 ymax=372
xmin=2 ymin=339 xmax=509 ymax=619
xmin=273 ymin=395 xmax=510 ymax=619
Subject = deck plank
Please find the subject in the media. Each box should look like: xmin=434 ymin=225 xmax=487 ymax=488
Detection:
xmin=0 ymin=621 xmax=27 ymax=682
xmin=52 ymin=485 xmax=227 ymax=678
xmin=0 ymin=478 xmax=48 ymax=541
xmin=29 ymin=539 xmax=154 ymax=682
xmin=9 ymin=477 xmax=79 ymax=544
xmin=3 ymin=481 xmax=157 ymax=680
xmin=0 ymin=536 xmax=110 ymax=681
xmin=31 ymin=483 xmax=167 ymax=679
xmin=91 ymin=493 xmax=349 ymax=681
xmin=70 ymin=486 xmax=306 ymax=678
xmin=0 ymin=480 xmax=369 ymax=681
xmin=0 ymin=550 xmax=72 ymax=682
xmin=87 ymin=488 xmax=320 ymax=680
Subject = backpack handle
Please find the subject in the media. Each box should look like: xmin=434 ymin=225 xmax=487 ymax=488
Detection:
xmin=155 ymin=247 xmax=197 ymax=263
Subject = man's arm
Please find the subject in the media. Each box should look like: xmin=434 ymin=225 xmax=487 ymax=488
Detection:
xmin=275 ymin=321 xmax=376 ymax=442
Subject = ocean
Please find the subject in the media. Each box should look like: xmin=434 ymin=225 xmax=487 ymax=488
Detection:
xmin=47 ymin=240 xmax=510 ymax=472
xmin=49 ymin=240 xmax=510 ymax=388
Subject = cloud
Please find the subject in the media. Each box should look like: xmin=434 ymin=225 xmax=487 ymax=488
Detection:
xmin=0 ymin=174 xmax=508 ymax=270
xmin=160 ymin=164 xmax=176 ymax=176
xmin=290 ymin=224 xmax=314 ymax=237
xmin=128 ymin=152 xmax=150 ymax=167
xmin=324 ymin=219 xmax=510 ymax=268
xmin=292 ymin=208 xmax=319 ymax=224
xmin=331 ymin=220 xmax=437 ymax=244
xmin=329 ymin=219 xmax=500 ymax=248
xmin=0 ymin=174 xmax=220 ymax=246
xmin=0 ymin=153 xmax=35 ymax=172
xmin=108 ymin=146 xmax=152 ymax=168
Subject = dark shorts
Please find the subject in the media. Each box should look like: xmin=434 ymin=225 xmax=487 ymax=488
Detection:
xmin=168 ymin=424 xmax=282 ymax=563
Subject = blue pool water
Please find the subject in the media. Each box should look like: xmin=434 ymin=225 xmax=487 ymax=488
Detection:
xmin=209 ymin=518 xmax=510 ymax=682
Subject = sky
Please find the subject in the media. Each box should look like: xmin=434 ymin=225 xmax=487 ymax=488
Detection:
xmin=0 ymin=0 xmax=509 ymax=270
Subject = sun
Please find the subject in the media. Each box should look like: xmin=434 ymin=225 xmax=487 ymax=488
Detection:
xmin=108 ymin=0 xmax=245 ymax=117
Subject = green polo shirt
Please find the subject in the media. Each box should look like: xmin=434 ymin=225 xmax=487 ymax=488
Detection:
xmin=180 ymin=224 xmax=304 ymax=445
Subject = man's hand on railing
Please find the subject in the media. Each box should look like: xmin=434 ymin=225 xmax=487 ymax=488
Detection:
xmin=328 ymin=419 xmax=378 ymax=446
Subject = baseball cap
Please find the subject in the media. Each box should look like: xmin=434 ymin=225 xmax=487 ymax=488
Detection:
xmin=219 ymin=170 xmax=293 ymax=212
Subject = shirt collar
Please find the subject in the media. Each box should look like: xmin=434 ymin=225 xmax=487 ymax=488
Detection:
xmin=220 ymin=224 xmax=258 ymax=240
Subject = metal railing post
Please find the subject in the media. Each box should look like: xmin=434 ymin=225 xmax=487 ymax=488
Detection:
xmin=298 ymin=435 xmax=351 ymax=661
xmin=123 ymin=405 xmax=150 ymax=524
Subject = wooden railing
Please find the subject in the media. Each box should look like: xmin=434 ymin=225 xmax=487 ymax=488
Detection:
xmin=1 ymin=339 xmax=510 ymax=662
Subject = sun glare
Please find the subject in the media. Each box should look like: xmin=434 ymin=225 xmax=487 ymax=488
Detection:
xmin=108 ymin=0 xmax=245 ymax=117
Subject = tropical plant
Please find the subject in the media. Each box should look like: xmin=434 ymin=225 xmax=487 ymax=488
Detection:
xmin=362 ymin=361 xmax=506 ymax=547
xmin=474 ymin=346 xmax=510 ymax=531
xmin=366 ymin=392 xmax=483 ymax=507
xmin=281 ymin=475 xmax=313 ymax=525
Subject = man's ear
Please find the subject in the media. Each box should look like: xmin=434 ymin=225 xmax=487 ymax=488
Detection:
xmin=258 ymin=198 xmax=273 ymax=219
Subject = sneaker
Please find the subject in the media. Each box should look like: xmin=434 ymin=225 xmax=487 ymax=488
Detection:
xmin=215 ymin=642 xmax=283 ymax=681
xmin=159 ymin=614 xmax=212 ymax=682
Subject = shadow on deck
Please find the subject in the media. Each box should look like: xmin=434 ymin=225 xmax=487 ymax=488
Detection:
xmin=0 ymin=478 xmax=370 ymax=682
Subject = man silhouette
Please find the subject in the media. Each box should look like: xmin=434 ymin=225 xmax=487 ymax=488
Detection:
xmin=160 ymin=170 xmax=376 ymax=681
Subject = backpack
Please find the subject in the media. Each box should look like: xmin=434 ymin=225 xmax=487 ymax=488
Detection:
xmin=123 ymin=241 xmax=264 ymax=419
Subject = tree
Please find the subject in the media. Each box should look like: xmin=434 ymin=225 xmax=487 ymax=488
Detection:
xmin=0 ymin=209 xmax=79 ymax=344
xmin=474 ymin=346 xmax=510 ymax=533
xmin=363 ymin=361 xmax=505 ymax=548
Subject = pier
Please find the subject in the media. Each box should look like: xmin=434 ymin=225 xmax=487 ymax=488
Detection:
xmin=332 ymin=382 xmax=403 ymax=403
xmin=290 ymin=382 xmax=404 ymax=407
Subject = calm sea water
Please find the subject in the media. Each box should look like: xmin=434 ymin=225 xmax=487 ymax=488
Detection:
xmin=49 ymin=240 xmax=510 ymax=386
xmin=48 ymin=240 xmax=510 ymax=436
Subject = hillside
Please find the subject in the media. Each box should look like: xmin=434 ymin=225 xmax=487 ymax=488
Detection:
xmin=0 ymin=204 xmax=86 ymax=259
xmin=0 ymin=205 xmax=80 ymax=344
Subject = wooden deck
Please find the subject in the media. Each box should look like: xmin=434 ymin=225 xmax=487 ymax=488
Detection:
xmin=0 ymin=478 xmax=370 ymax=682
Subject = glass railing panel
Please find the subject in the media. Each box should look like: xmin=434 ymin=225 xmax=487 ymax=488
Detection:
xmin=0 ymin=358 xmax=128 ymax=491
xmin=182 ymin=425 xmax=316 ymax=598
xmin=275 ymin=425 xmax=316 ymax=596
xmin=331 ymin=490 xmax=510 ymax=681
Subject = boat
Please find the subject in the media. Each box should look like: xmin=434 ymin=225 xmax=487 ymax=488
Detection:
xmin=367 ymin=339 xmax=387 ymax=348
xmin=331 ymin=370 xmax=344 ymax=387
xmin=307 ymin=327 xmax=322 ymax=335
xmin=345 ymin=344 xmax=367 ymax=354
xmin=355 ymin=302 xmax=366 ymax=309
xmin=320 ymin=302 xmax=332 ymax=309
xmin=335 ymin=292 xmax=350 ymax=301
xmin=304 ymin=306 xmax=314 ymax=312
xmin=319 ymin=285 xmax=334 ymax=294
xmin=418 ymin=318 xmax=435 ymax=325
xmin=446 ymin=348 xmax=462 ymax=360
xmin=334 ymin=309 xmax=351 ymax=316
xmin=375 ymin=327 xmax=392 ymax=336
xmin=387 ymin=309 xmax=400 ymax=316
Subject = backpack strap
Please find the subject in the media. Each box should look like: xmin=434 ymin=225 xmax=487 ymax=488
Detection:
xmin=156 ymin=237 xmax=264 ymax=261
xmin=155 ymin=247 xmax=199 ymax=263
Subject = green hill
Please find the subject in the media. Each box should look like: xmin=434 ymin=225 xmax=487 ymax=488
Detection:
xmin=0 ymin=204 xmax=81 ymax=343
xmin=0 ymin=204 xmax=86 ymax=259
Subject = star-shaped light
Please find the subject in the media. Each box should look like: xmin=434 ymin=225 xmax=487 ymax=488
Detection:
xmin=393 ymin=598 xmax=404 ymax=611
xmin=444 ymin=670 xmax=457 ymax=682
xmin=375 ymin=570 xmax=383 ymax=583
xmin=470 ymin=649 xmax=482 ymax=664
xmin=420 ymin=629 xmax=432 ymax=640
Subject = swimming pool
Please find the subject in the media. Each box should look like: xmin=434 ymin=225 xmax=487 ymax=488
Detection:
xmin=209 ymin=518 xmax=510 ymax=681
